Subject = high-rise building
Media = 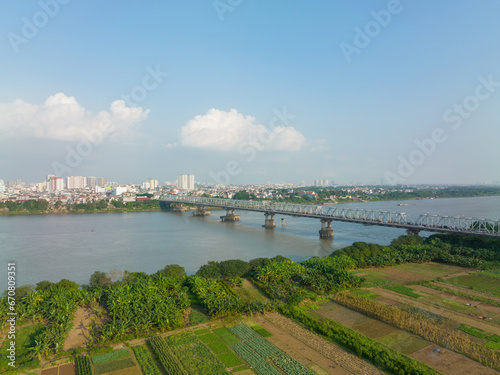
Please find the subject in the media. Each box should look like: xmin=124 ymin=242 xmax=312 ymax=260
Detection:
xmin=97 ymin=177 xmax=107 ymax=187
xmin=87 ymin=176 xmax=96 ymax=188
xmin=177 ymin=174 xmax=194 ymax=190
xmin=146 ymin=178 xmax=159 ymax=190
xmin=67 ymin=176 xmax=86 ymax=189
xmin=48 ymin=177 xmax=64 ymax=191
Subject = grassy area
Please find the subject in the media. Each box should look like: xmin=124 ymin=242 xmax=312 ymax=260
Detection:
xmin=378 ymin=331 xmax=430 ymax=355
xmin=385 ymin=285 xmax=422 ymax=298
xmin=443 ymin=274 xmax=500 ymax=297
xmin=458 ymin=324 xmax=488 ymax=339
xmin=0 ymin=324 xmax=43 ymax=372
xmin=232 ymin=280 xmax=269 ymax=303
xmin=350 ymin=288 xmax=379 ymax=299
xmin=354 ymin=269 xmax=391 ymax=286
xmin=393 ymin=262 xmax=462 ymax=278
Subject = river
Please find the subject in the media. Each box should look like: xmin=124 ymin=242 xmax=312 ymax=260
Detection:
xmin=1 ymin=196 xmax=499 ymax=286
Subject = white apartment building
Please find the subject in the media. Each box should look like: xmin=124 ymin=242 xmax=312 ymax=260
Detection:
xmin=177 ymin=174 xmax=194 ymax=190
xmin=67 ymin=176 xmax=87 ymax=189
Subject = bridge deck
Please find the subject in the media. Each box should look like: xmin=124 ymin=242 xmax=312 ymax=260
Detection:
xmin=160 ymin=196 xmax=500 ymax=238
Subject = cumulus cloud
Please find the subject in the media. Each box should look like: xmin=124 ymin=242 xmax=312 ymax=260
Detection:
xmin=180 ymin=108 xmax=305 ymax=152
xmin=0 ymin=93 xmax=149 ymax=141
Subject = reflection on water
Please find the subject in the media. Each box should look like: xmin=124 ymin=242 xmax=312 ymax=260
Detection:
xmin=0 ymin=196 xmax=499 ymax=285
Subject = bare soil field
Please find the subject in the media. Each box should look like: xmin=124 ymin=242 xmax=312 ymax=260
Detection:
xmin=410 ymin=344 xmax=499 ymax=375
xmin=63 ymin=307 xmax=93 ymax=351
xmin=314 ymin=301 xmax=399 ymax=339
xmin=260 ymin=312 xmax=384 ymax=375
xmin=251 ymin=315 xmax=350 ymax=374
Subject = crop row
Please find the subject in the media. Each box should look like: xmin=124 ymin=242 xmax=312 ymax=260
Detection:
xmin=334 ymin=291 xmax=500 ymax=372
xmin=76 ymin=356 xmax=92 ymax=375
xmin=94 ymin=358 xmax=135 ymax=375
xmin=246 ymin=337 xmax=283 ymax=359
xmin=148 ymin=335 xmax=186 ymax=375
xmin=171 ymin=341 xmax=228 ymax=375
xmin=91 ymin=348 xmax=130 ymax=365
xmin=167 ymin=331 xmax=199 ymax=347
xmin=132 ymin=345 xmax=161 ymax=375
xmin=213 ymin=327 xmax=241 ymax=345
xmin=231 ymin=342 xmax=280 ymax=375
xmin=272 ymin=354 xmax=315 ymax=375
xmin=229 ymin=324 xmax=260 ymax=341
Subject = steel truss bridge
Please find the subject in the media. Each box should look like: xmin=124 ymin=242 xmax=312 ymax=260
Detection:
xmin=160 ymin=196 xmax=500 ymax=238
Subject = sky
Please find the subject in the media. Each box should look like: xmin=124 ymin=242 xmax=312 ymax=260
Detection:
xmin=0 ymin=0 xmax=499 ymax=185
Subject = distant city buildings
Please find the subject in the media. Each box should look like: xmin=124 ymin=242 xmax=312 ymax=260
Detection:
xmin=97 ymin=177 xmax=107 ymax=188
xmin=47 ymin=176 xmax=64 ymax=191
xmin=67 ymin=176 xmax=86 ymax=189
xmin=146 ymin=178 xmax=159 ymax=190
xmin=87 ymin=176 xmax=97 ymax=188
xmin=313 ymin=179 xmax=330 ymax=186
xmin=177 ymin=174 xmax=194 ymax=190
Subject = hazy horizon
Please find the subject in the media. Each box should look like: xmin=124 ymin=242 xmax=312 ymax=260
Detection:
xmin=1 ymin=1 xmax=499 ymax=185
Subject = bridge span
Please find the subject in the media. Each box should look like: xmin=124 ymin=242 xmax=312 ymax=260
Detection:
xmin=160 ymin=196 xmax=500 ymax=239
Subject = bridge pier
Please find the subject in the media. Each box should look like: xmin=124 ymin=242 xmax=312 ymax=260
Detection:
xmin=319 ymin=219 xmax=334 ymax=239
xmin=263 ymin=213 xmax=277 ymax=229
xmin=406 ymin=229 xmax=421 ymax=236
xmin=220 ymin=209 xmax=240 ymax=222
xmin=193 ymin=206 xmax=210 ymax=216
xmin=171 ymin=204 xmax=188 ymax=212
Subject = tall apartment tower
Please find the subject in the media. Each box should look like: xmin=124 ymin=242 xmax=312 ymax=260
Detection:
xmin=177 ymin=174 xmax=194 ymax=190
xmin=48 ymin=177 xmax=64 ymax=191
xmin=146 ymin=178 xmax=159 ymax=190
xmin=67 ymin=176 xmax=86 ymax=189
xmin=97 ymin=177 xmax=107 ymax=188
xmin=87 ymin=176 xmax=96 ymax=188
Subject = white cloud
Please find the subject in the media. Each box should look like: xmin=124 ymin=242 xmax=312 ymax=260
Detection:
xmin=310 ymin=138 xmax=330 ymax=152
xmin=0 ymin=93 xmax=149 ymax=141
xmin=180 ymin=108 xmax=305 ymax=152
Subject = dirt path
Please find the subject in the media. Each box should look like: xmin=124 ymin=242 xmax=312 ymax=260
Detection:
xmin=370 ymin=288 xmax=500 ymax=336
xmin=260 ymin=312 xmax=384 ymax=375
xmin=63 ymin=307 xmax=93 ymax=351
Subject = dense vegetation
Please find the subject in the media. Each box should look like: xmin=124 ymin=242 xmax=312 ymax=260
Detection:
xmin=2 ymin=232 xmax=499 ymax=374
xmin=0 ymin=198 xmax=161 ymax=214
xmin=97 ymin=274 xmax=190 ymax=342
xmin=332 ymin=233 xmax=500 ymax=269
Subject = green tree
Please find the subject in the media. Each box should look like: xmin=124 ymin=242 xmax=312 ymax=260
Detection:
xmin=36 ymin=280 xmax=54 ymax=291
xmin=219 ymin=259 xmax=250 ymax=278
xmin=196 ymin=261 xmax=222 ymax=279
xmin=89 ymin=271 xmax=112 ymax=289
xmin=232 ymin=191 xmax=256 ymax=200
xmin=154 ymin=264 xmax=186 ymax=280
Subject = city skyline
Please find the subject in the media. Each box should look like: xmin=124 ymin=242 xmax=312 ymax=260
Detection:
xmin=1 ymin=2 xmax=499 ymax=185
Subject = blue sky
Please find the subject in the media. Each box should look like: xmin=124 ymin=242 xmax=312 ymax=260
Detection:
xmin=1 ymin=0 xmax=499 ymax=185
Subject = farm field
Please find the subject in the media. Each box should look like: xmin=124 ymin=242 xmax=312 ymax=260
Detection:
xmin=312 ymin=300 xmax=497 ymax=374
xmin=369 ymin=285 xmax=500 ymax=337
xmin=443 ymin=274 xmax=500 ymax=298
xmin=355 ymin=262 xmax=466 ymax=285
